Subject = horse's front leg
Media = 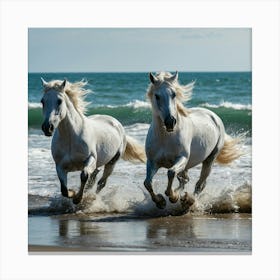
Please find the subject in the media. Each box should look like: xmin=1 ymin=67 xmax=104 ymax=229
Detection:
xmin=73 ymin=155 xmax=96 ymax=204
xmin=144 ymin=160 xmax=166 ymax=209
xmin=165 ymin=156 xmax=188 ymax=203
xmin=56 ymin=166 xmax=75 ymax=198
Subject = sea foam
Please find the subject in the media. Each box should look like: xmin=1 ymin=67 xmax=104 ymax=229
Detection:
xmin=201 ymin=101 xmax=252 ymax=110
xmin=106 ymin=100 xmax=150 ymax=109
xmin=28 ymin=102 xmax=42 ymax=108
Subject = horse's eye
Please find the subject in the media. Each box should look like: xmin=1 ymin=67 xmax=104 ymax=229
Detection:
xmin=57 ymin=99 xmax=62 ymax=106
xmin=155 ymin=94 xmax=160 ymax=101
xmin=171 ymin=92 xmax=176 ymax=99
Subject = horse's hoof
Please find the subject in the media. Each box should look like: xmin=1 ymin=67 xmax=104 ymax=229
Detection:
xmin=72 ymin=195 xmax=82 ymax=205
xmin=68 ymin=189 xmax=76 ymax=198
xmin=169 ymin=192 xmax=179 ymax=203
xmin=155 ymin=194 xmax=166 ymax=209
xmin=180 ymin=192 xmax=195 ymax=210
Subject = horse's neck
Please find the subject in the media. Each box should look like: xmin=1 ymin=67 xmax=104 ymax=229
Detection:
xmin=57 ymin=99 xmax=84 ymax=137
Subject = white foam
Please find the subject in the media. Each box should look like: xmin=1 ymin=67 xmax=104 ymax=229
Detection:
xmin=28 ymin=102 xmax=42 ymax=108
xmin=201 ymin=101 xmax=252 ymax=110
xmin=105 ymin=100 xmax=150 ymax=109
xmin=125 ymin=100 xmax=151 ymax=109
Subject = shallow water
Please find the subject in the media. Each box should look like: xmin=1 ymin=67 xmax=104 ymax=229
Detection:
xmin=28 ymin=213 xmax=251 ymax=253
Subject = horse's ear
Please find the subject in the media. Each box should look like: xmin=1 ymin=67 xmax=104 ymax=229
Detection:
xmin=167 ymin=71 xmax=178 ymax=83
xmin=60 ymin=79 xmax=67 ymax=89
xmin=149 ymin=72 xmax=158 ymax=84
xmin=41 ymin=77 xmax=48 ymax=88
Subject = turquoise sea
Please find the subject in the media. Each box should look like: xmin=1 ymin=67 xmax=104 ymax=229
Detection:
xmin=28 ymin=72 xmax=251 ymax=133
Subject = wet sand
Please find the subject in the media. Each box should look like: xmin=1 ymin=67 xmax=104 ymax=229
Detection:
xmin=28 ymin=213 xmax=251 ymax=254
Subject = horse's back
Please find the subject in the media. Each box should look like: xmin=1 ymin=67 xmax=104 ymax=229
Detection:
xmin=188 ymin=107 xmax=225 ymax=133
xmin=87 ymin=114 xmax=125 ymax=136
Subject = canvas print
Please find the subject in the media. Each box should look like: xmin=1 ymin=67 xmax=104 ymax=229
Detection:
xmin=28 ymin=28 xmax=252 ymax=253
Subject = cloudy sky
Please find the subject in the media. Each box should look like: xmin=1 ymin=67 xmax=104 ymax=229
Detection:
xmin=29 ymin=28 xmax=251 ymax=72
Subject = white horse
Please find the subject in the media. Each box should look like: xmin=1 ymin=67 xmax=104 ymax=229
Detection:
xmin=144 ymin=71 xmax=241 ymax=209
xmin=40 ymin=78 xmax=146 ymax=204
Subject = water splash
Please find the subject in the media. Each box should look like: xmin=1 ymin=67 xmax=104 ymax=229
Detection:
xmin=191 ymin=183 xmax=251 ymax=214
xmin=29 ymin=182 xmax=251 ymax=217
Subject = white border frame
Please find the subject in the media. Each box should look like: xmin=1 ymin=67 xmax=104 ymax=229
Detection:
xmin=1 ymin=0 xmax=279 ymax=279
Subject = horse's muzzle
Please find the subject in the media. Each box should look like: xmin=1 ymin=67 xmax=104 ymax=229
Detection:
xmin=42 ymin=122 xmax=54 ymax=137
xmin=164 ymin=116 xmax=177 ymax=132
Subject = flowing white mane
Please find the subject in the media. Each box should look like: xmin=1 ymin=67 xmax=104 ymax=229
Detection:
xmin=44 ymin=79 xmax=91 ymax=114
xmin=146 ymin=71 xmax=195 ymax=116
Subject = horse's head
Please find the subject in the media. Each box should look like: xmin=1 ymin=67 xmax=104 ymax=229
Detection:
xmin=149 ymin=71 xmax=179 ymax=132
xmin=40 ymin=78 xmax=68 ymax=137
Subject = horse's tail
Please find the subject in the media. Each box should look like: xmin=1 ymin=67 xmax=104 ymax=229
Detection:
xmin=122 ymin=136 xmax=146 ymax=163
xmin=216 ymin=134 xmax=243 ymax=165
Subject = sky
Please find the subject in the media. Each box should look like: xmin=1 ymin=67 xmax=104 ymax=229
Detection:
xmin=28 ymin=28 xmax=251 ymax=73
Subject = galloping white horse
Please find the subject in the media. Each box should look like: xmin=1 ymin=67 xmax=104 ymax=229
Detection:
xmin=40 ymin=78 xmax=146 ymax=204
xmin=144 ymin=71 xmax=241 ymax=209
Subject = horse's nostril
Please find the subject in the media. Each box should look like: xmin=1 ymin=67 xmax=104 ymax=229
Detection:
xmin=49 ymin=124 xmax=54 ymax=132
xmin=164 ymin=116 xmax=177 ymax=131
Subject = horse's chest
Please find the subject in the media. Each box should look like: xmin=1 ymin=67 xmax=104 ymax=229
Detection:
xmin=156 ymin=153 xmax=177 ymax=169
xmin=153 ymin=143 xmax=181 ymax=168
xmin=52 ymin=139 xmax=88 ymax=171
xmin=147 ymin=134 xmax=180 ymax=166
xmin=54 ymin=151 xmax=85 ymax=171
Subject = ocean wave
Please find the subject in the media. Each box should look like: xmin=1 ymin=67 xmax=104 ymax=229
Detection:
xmin=28 ymin=102 xmax=42 ymax=108
xmin=105 ymin=100 xmax=150 ymax=109
xmin=29 ymin=99 xmax=251 ymax=111
xmin=201 ymin=101 xmax=252 ymax=110
xmin=28 ymin=100 xmax=252 ymax=134
xmin=125 ymin=100 xmax=151 ymax=109
xmin=28 ymin=102 xmax=152 ymax=127
xmin=29 ymin=100 xmax=150 ymax=110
